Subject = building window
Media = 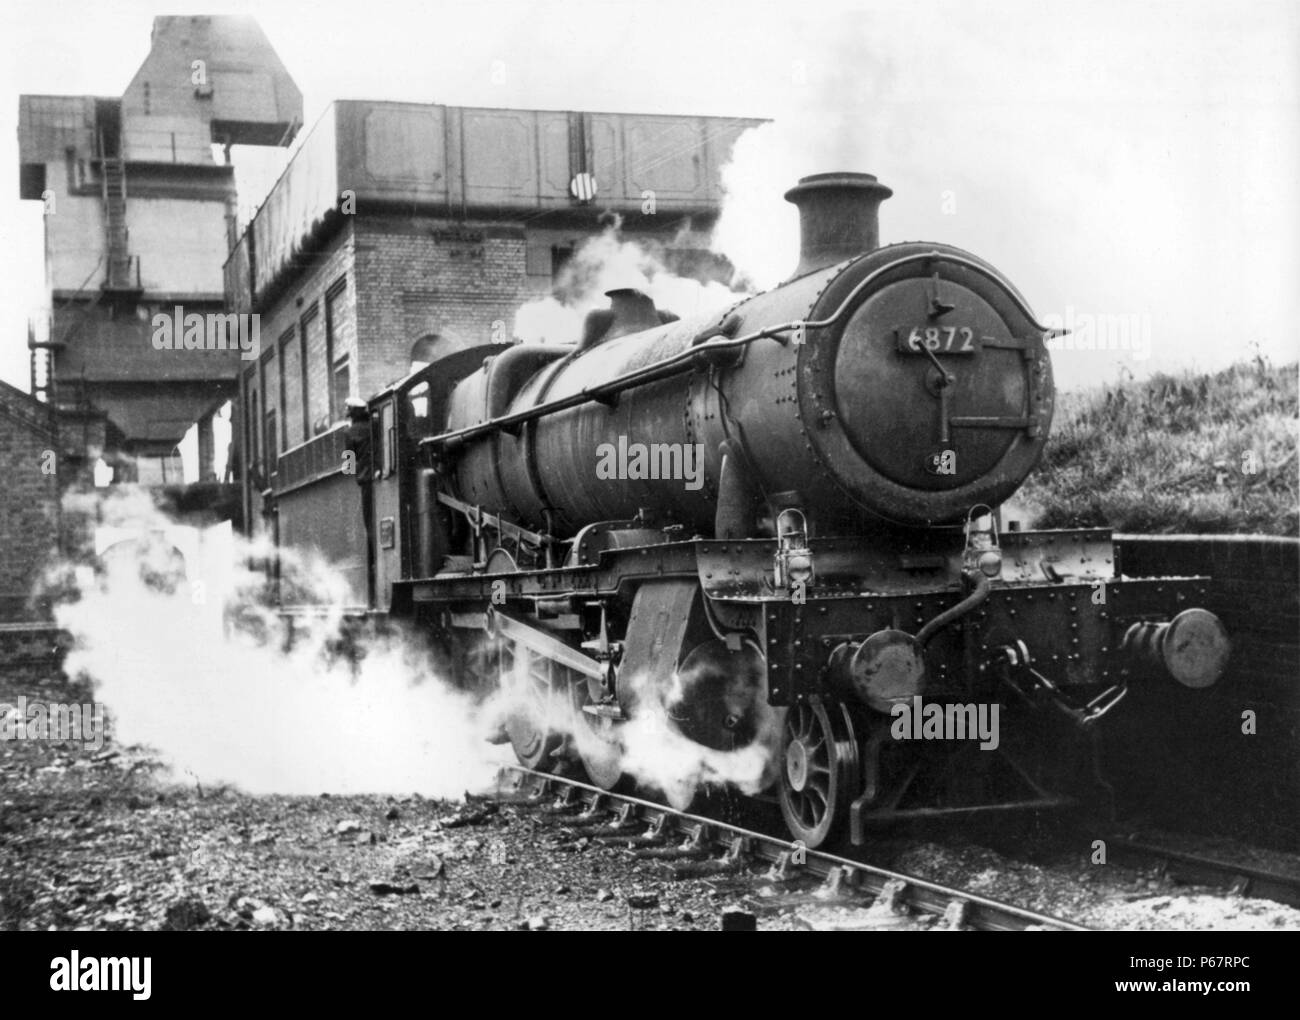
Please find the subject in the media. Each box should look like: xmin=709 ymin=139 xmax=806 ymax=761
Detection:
xmin=332 ymin=355 xmax=350 ymax=414
xmin=551 ymin=245 xmax=574 ymax=283
xmin=92 ymin=457 xmax=113 ymax=488
xmin=325 ymin=276 xmax=347 ymax=421
xmin=408 ymin=381 xmax=429 ymax=421
xmin=19 ymin=163 xmax=46 ymax=201
xmin=264 ymin=410 xmax=277 ymax=469
xmin=298 ymin=312 xmax=312 ymax=442
xmin=278 ymin=327 xmax=294 ymax=451
xmin=379 ymin=400 xmax=395 ymax=478
xmin=258 ymin=351 xmax=272 ymax=467
xmin=249 ymin=389 xmax=260 ymax=476
xmin=136 ymin=453 xmax=183 ymax=486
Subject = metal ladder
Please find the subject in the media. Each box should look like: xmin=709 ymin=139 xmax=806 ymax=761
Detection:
xmin=101 ymin=154 xmax=135 ymax=290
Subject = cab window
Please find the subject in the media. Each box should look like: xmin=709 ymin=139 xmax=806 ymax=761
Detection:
xmin=408 ymin=381 xmax=429 ymax=423
xmin=380 ymin=400 xmax=395 ymax=477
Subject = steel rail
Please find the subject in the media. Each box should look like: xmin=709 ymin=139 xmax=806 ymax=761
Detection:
xmin=498 ymin=764 xmax=1091 ymax=931
xmin=1105 ymin=835 xmax=1300 ymax=909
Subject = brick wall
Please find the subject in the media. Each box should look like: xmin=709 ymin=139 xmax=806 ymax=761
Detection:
xmin=0 ymin=382 xmax=61 ymax=621
xmin=1104 ymin=534 xmax=1299 ymax=848
xmin=1117 ymin=535 xmax=1299 ymax=696
xmin=352 ymin=216 xmax=540 ymax=400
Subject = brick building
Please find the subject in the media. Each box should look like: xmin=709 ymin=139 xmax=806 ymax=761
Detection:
xmin=0 ymin=382 xmax=61 ymax=619
xmin=226 ymin=100 xmax=759 ymax=596
xmin=17 ymin=15 xmax=300 ymax=491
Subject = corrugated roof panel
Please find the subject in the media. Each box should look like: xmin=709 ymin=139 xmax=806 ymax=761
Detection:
xmin=251 ymin=106 xmax=340 ymax=297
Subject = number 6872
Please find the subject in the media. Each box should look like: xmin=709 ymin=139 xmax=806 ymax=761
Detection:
xmin=905 ymin=326 xmax=977 ymax=353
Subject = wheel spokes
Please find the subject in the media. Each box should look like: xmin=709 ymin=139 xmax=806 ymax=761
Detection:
xmin=778 ymin=700 xmax=858 ymax=849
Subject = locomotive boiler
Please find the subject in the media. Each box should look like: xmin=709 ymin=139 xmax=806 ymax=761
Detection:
xmin=354 ymin=171 xmax=1229 ymax=847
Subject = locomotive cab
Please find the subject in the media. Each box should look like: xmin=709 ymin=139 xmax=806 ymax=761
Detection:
xmin=359 ymin=345 xmax=520 ymax=612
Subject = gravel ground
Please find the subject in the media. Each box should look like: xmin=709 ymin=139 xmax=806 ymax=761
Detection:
xmin=0 ymin=667 xmax=763 ymax=931
xmin=4 ymin=665 xmax=1298 ymax=931
xmin=0 ymin=742 xmax=748 ymax=931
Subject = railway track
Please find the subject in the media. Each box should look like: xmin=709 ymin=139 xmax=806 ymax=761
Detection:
xmin=1104 ymin=834 xmax=1300 ymax=909
xmin=494 ymin=766 xmax=1091 ymax=931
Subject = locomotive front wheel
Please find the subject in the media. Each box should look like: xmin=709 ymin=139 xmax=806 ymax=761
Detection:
xmin=778 ymin=699 xmax=859 ymax=848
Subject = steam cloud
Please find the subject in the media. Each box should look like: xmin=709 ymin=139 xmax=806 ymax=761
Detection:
xmin=610 ymin=668 xmax=784 ymax=811
xmin=513 ymin=225 xmax=744 ymax=344
xmin=496 ymin=654 xmax=785 ymax=812
xmin=51 ymin=487 xmax=507 ymax=799
xmin=49 ymin=487 xmax=784 ymax=808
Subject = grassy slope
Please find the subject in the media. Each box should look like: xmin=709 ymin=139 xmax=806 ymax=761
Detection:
xmin=1016 ymin=358 xmax=1299 ymax=535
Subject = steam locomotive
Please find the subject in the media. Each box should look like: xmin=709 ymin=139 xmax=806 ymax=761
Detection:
xmin=351 ymin=172 xmax=1229 ymax=847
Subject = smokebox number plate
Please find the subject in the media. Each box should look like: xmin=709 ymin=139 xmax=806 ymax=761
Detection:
xmin=895 ymin=326 xmax=982 ymax=354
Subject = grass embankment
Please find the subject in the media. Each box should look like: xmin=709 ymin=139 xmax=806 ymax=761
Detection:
xmin=1018 ymin=359 xmax=1298 ymax=535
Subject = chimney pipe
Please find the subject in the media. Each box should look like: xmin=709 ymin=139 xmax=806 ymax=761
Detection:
xmin=579 ymin=288 xmax=664 ymax=349
xmin=784 ymin=172 xmax=893 ymax=278
xmin=604 ymin=288 xmax=662 ymax=339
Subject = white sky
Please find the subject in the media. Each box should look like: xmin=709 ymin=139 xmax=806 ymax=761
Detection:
xmin=1 ymin=0 xmax=1297 ymax=394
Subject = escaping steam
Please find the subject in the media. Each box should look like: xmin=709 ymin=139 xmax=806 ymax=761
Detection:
xmin=50 ymin=486 xmax=507 ymax=799
xmin=513 ymin=225 xmax=743 ymax=343
xmin=612 ymin=667 xmax=783 ymax=811
xmin=49 ymin=487 xmax=785 ymax=808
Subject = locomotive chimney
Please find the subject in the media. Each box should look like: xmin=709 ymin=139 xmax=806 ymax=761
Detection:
xmin=579 ymin=288 xmax=669 ymax=349
xmin=785 ymin=171 xmax=893 ymax=278
xmin=604 ymin=288 xmax=663 ymax=338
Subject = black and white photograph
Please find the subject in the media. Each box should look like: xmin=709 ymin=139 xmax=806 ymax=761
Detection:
xmin=0 ymin=0 xmax=1296 ymax=965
